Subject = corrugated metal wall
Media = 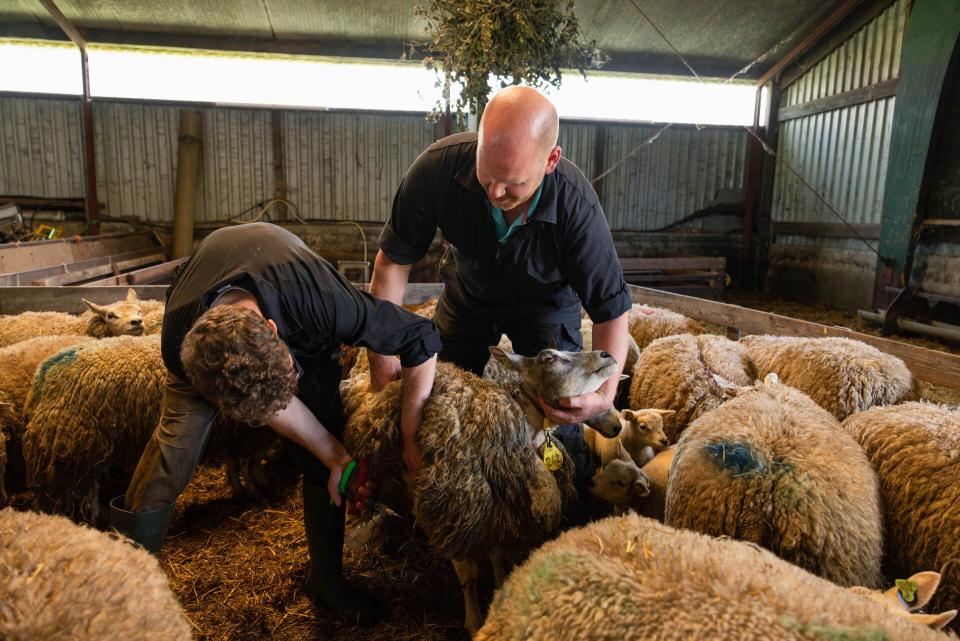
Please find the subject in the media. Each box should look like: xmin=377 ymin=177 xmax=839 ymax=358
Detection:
xmin=561 ymin=122 xmax=749 ymax=231
xmin=0 ymin=96 xmax=749 ymax=230
xmin=772 ymin=0 xmax=910 ymax=248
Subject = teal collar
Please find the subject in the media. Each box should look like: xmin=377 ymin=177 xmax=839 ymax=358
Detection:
xmin=490 ymin=183 xmax=544 ymax=244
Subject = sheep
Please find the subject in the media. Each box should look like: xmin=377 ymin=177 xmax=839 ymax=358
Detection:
xmin=0 ymin=335 xmax=96 ymax=505
xmin=403 ymin=297 xmax=438 ymax=319
xmin=627 ymin=302 xmax=704 ymax=350
xmin=665 ymin=374 xmax=884 ymax=588
xmin=0 ymin=507 xmax=192 ymax=641
xmin=587 ymin=442 xmax=651 ymax=512
xmin=740 ymin=335 xmax=918 ymax=420
xmin=583 ymin=408 xmax=672 ymax=468
xmin=21 ymin=335 xmax=277 ymax=523
xmin=637 ymin=443 xmax=676 ymax=520
xmin=475 ymin=513 xmax=956 ymax=641
xmin=0 ymin=288 xmax=147 ymax=347
xmin=629 ymin=333 xmax=755 ymax=441
xmin=843 ymin=402 xmax=960 ymax=622
xmin=341 ymin=345 xmax=621 ymax=633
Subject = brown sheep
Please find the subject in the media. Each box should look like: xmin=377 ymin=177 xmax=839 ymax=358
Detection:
xmin=0 ymin=335 xmax=95 ymax=505
xmin=0 ymin=288 xmax=147 ymax=347
xmin=843 ymin=402 xmax=960 ymax=624
xmin=629 ymin=333 xmax=754 ymax=441
xmin=0 ymin=507 xmax=192 ymax=641
xmin=666 ymin=375 xmax=884 ymax=587
xmin=476 ymin=514 xmax=955 ymax=641
xmin=628 ymin=302 xmax=704 ymax=350
xmin=341 ymin=345 xmax=620 ymax=633
xmin=741 ymin=335 xmax=918 ymax=420
xmin=21 ymin=335 xmax=276 ymax=523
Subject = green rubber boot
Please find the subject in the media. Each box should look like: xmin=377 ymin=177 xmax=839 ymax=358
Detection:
xmin=302 ymin=480 xmax=386 ymax=626
xmin=108 ymin=495 xmax=174 ymax=555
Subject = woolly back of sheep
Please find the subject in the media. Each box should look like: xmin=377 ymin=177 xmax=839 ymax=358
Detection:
xmin=0 ymin=335 xmax=96 ymax=502
xmin=342 ymin=361 xmax=569 ymax=561
xmin=476 ymin=514 xmax=950 ymax=641
xmin=0 ymin=507 xmax=192 ymax=641
xmin=741 ymin=335 xmax=918 ymax=420
xmin=22 ymin=336 xmax=166 ymax=521
xmin=629 ymin=334 xmax=754 ymax=441
xmin=843 ymin=403 xmax=960 ymax=623
xmin=628 ymin=303 xmax=704 ymax=350
xmin=666 ymin=381 xmax=883 ymax=587
xmin=0 ymin=312 xmax=88 ymax=347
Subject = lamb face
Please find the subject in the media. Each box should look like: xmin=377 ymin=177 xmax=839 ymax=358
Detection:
xmin=589 ymin=447 xmax=651 ymax=507
xmin=850 ymin=571 xmax=957 ymax=630
xmin=82 ymin=289 xmax=145 ymax=337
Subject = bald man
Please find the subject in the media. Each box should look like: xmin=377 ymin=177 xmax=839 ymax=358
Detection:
xmin=369 ymin=87 xmax=631 ymax=503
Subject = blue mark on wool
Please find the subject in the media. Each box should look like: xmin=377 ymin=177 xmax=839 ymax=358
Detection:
xmin=33 ymin=347 xmax=79 ymax=395
xmin=705 ymin=441 xmax=765 ymax=476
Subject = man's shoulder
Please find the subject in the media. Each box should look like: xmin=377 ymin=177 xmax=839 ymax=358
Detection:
xmin=424 ymin=132 xmax=478 ymax=156
xmin=553 ymin=156 xmax=601 ymax=216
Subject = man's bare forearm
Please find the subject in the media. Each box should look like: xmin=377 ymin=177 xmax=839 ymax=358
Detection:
xmin=370 ymin=249 xmax=412 ymax=305
xmin=400 ymin=355 xmax=437 ymax=444
xmin=591 ymin=312 xmax=629 ymax=403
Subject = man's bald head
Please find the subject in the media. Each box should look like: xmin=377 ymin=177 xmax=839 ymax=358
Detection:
xmin=476 ymin=87 xmax=562 ymax=214
xmin=479 ymin=86 xmax=559 ymax=156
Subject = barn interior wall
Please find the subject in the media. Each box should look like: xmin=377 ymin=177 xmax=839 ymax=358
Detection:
xmin=1 ymin=92 xmax=747 ymax=272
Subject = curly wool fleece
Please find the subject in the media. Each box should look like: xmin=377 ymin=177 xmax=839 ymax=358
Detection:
xmin=476 ymin=514 xmax=950 ymax=641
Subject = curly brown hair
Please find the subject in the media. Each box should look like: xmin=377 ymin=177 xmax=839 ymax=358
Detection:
xmin=181 ymin=305 xmax=298 ymax=425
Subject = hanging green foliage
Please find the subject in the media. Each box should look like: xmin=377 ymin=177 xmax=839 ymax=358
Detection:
xmin=416 ymin=0 xmax=608 ymax=121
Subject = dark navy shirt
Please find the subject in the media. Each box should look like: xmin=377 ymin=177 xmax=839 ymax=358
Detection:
xmin=161 ymin=223 xmax=441 ymax=379
xmin=378 ymin=132 xmax=631 ymax=322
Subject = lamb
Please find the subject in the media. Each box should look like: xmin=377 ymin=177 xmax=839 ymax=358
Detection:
xmin=0 ymin=507 xmax=192 ymax=641
xmin=637 ymin=444 xmax=676 ymax=520
xmin=0 ymin=335 xmax=95 ymax=505
xmin=740 ymin=335 xmax=918 ymax=420
xmin=21 ymin=335 xmax=276 ymax=523
xmin=843 ymin=402 xmax=960 ymax=621
xmin=629 ymin=333 xmax=755 ymax=441
xmin=627 ymin=302 xmax=704 ymax=350
xmin=583 ymin=408 xmax=673 ymax=468
xmin=475 ymin=513 xmax=956 ymax=641
xmin=0 ymin=288 xmax=147 ymax=347
xmin=665 ymin=374 xmax=884 ymax=587
xmin=341 ymin=345 xmax=622 ymax=633
xmin=587 ymin=442 xmax=651 ymax=512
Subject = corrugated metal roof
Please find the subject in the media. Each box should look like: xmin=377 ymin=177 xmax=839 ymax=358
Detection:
xmin=0 ymin=0 xmax=834 ymax=77
xmin=772 ymin=0 xmax=907 ymax=240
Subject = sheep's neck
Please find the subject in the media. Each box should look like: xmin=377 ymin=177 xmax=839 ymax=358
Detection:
xmin=513 ymin=384 xmax=548 ymax=448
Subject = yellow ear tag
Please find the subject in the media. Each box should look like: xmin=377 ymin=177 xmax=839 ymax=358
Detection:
xmin=543 ymin=439 xmax=563 ymax=471
xmin=896 ymin=579 xmax=919 ymax=605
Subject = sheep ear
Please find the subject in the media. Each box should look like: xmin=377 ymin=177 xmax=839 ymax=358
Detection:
xmin=652 ymin=409 xmax=676 ymax=417
xmin=906 ymin=610 xmax=957 ymax=630
xmin=619 ymin=374 xmax=629 ymax=381
xmin=82 ymin=298 xmax=107 ymax=316
xmin=712 ymin=374 xmax=742 ymax=399
xmin=901 ymin=572 xmax=942 ymax=610
xmin=762 ymin=373 xmax=780 ymax=386
xmin=620 ymin=409 xmax=636 ymax=422
xmin=616 ymin=441 xmax=632 ymax=462
xmin=489 ymin=346 xmax=522 ymax=371
xmin=126 ymin=288 xmax=139 ymax=302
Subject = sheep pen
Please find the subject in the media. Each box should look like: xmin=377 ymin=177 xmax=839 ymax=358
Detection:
xmin=843 ymin=402 xmax=960 ymax=624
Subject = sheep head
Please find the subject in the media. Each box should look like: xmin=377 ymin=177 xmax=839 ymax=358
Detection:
xmin=83 ymin=289 xmax=145 ymax=338
xmin=588 ymin=442 xmax=651 ymax=506
xmin=850 ymin=571 xmax=957 ymax=630
xmin=621 ymin=408 xmax=673 ymax=450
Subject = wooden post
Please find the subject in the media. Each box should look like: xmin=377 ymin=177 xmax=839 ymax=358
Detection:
xmin=875 ymin=0 xmax=960 ymax=308
xmin=171 ymin=110 xmax=203 ymax=259
xmin=271 ymin=110 xmax=288 ymax=222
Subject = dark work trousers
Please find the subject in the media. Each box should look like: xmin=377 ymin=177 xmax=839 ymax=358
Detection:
xmin=284 ymin=352 xmax=349 ymax=589
xmin=434 ymin=281 xmax=595 ymax=525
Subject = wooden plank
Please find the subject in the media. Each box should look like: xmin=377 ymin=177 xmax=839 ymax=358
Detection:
xmin=622 ymin=273 xmax=724 ymax=283
xmin=620 ymin=257 xmax=726 ymax=271
xmin=0 ymin=286 xmax=170 ymax=314
xmin=772 ymin=221 xmax=881 ymax=240
xmin=85 ymin=258 xmax=188 ymax=286
xmin=0 ymin=247 xmax=160 ymax=286
xmin=777 ymin=79 xmax=898 ymax=122
xmin=35 ymin=263 xmax=117 ymax=286
xmin=0 ymin=232 xmax=155 ymax=274
xmin=628 ymin=285 xmax=960 ymax=389
xmin=877 ymin=0 xmax=960 ymax=302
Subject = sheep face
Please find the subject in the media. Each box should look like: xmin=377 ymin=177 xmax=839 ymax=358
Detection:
xmin=82 ymin=289 xmax=144 ymax=337
xmin=588 ymin=444 xmax=651 ymax=506
xmin=621 ymin=409 xmax=672 ymax=450
xmin=850 ymin=572 xmax=957 ymax=630
xmin=489 ymin=346 xmax=618 ymax=402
